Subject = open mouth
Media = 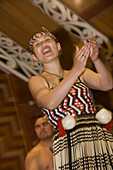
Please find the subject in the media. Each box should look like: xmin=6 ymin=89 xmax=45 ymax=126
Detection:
xmin=42 ymin=46 xmax=51 ymax=55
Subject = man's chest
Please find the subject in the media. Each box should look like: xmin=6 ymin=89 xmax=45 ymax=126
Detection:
xmin=38 ymin=150 xmax=53 ymax=170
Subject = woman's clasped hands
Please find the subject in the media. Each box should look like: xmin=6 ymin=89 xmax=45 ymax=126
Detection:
xmin=73 ymin=36 xmax=99 ymax=74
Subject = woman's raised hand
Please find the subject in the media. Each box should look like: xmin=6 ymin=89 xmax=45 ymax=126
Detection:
xmin=73 ymin=43 xmax=90 ymax=75
xmin=87 ymin=36 xmax=99 ymax=62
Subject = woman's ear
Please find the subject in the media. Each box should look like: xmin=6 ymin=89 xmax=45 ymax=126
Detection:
xmin=32 ymin=54 xmax=38 ymax=61
xmin=57 ymin=42 xmax=61 ymax=51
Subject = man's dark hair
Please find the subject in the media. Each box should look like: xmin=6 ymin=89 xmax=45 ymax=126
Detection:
xmin=35 ymin=114 xmax=45 ymax=120
xmin=33 ymin=114 xmax=46 ymax=124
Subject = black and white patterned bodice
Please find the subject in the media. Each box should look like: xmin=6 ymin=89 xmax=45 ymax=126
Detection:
xmin=41 ymin=82 xmax=96 ymax=128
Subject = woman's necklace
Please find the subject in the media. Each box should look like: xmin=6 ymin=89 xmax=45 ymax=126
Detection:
xmin=43 ymin=70 xmax=64 ymax=83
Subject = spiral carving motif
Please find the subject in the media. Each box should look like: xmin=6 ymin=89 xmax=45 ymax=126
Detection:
xmin=0 ymin=31 xmax=43 ymax=82
xmin=30 ymin=0 xmax=113 ymax=63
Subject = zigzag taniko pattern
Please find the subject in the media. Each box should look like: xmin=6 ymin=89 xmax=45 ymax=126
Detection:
xmin=41 ymin=81 xmax=113 ymax=169
xmin=0 ymin=73 xmax=26 ymax=170
xmin=41 ymin=82 xmax=96 ymax=128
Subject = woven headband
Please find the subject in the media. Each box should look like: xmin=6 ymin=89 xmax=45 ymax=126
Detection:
xmin=29 ymin=27 xmax=58 ymax=53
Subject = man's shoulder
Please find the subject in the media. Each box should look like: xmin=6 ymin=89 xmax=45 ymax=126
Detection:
xmin=25 ymin=145 xmax=41 ymax=169
xmin=26 ymin=144 xmax=41 ymax=159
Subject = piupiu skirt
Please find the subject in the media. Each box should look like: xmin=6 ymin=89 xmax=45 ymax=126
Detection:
xmin=53 ymin=115 xmax=113 ymax=170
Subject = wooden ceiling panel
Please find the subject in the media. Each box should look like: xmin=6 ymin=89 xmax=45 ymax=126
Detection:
xmin=0 ymin=0 xmax=113 ymax=49
xmin=0 ymin=0 xmax=59 ymax=49
xmin=89 ymin=5 xmax=113 ymax=39
xmin=59 ymin=0 xmax=99 ymax=15
xmin=59 ymin=0 xmax=113 ymax=40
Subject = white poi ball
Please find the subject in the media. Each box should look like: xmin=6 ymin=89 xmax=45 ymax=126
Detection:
xmin=62 ymin=115 xmax=76 ymax=130
xmin=96 ymin=108 xmax=112 ymax=124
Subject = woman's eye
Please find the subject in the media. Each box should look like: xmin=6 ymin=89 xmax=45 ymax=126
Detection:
xmin=45 ymin=39 xmax=51 ymax=42
xmin=36 ymin=43 xmax=40 ymax=47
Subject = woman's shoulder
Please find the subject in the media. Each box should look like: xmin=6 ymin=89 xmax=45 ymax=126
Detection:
xmin=28 ymin=75 xmax=46 ymax=90
xmin=28 ymin=75 xmax=44 ymax=82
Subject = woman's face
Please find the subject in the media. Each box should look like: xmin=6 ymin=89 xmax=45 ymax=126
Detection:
xmin=32 ymin=35 xmax=60 ymax=64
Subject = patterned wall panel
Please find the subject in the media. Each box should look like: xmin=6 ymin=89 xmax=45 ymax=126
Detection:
xmin=0 ymin=73 xmax=27 ymax=170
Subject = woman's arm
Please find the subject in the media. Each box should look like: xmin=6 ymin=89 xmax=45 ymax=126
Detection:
xmin=28 ymin=44 xmax=90 ymax=110
xmin=83 ymin=65 xmax=113 ymax=91
xmin=83 ymin=37 xmax=113 ymax=90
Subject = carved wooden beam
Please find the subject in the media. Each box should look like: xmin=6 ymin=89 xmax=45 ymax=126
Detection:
xmin=0 ymin=31 xmax=43 ymax=82
xmin=29 ymin=0 xmax=113 ymax=62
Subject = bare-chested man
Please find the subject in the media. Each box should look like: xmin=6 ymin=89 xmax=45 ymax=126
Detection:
xmin=25 ymin=115 xmax=54 ymax=170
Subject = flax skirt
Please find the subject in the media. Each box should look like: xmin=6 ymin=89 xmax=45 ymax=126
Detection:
xmin=53 ymin=116 xmax=113 ymax=170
